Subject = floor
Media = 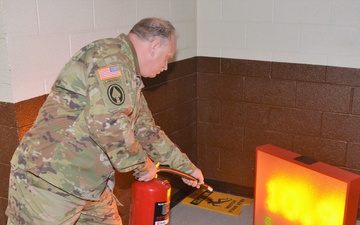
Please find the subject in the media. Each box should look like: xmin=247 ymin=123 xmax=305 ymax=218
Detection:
xmin=118 ymin=173 xmax=360 ymax=225
xmin=166 ymin=177 xmax=253 ymax=225
xmin=170 ymin=198 xmax=254 ymax=225
xmin=169 ymin=190 xmax=360 ymax=225
xmin=122 ymin=191 xmax=360 ymax=225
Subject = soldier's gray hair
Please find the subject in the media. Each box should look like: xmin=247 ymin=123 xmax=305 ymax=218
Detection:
xmin=129 ymin=17 xmax=176 ymax=43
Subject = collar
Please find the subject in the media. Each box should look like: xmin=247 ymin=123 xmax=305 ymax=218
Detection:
xmin=117 ymin=34 xmax=141 ymax=77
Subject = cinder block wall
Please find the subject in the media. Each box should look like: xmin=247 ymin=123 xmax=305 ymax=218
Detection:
xmin=0 ymin=58 xmax=197 ymax=224
xmin=197 ymin=56 xmax=360 ymax=188
xmin=115 ymin=58 xmax=197 ymax=224
xmin=0 ymin=103 xmax=18 ymax=225
xmin=2 ymin=56 xmax=360 ymax=223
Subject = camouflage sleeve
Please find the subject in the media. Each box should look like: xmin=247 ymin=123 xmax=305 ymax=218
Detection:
xmin=86 ymin=107 xmax=148 ymax=173
xmin=81 ymin=47 xmax=148 ymax=173
xmin=134 ymin=93 xmax=197 ymax=174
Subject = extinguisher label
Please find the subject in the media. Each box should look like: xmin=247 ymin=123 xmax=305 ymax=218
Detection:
xmin=154 ymin=201 xmax=170 ymax=225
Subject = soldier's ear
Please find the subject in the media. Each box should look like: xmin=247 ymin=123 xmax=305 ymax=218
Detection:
xmin=149 ymin=38 xmax=161 ymax=57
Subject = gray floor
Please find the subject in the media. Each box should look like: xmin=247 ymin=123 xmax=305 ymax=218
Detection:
xmin=159 ymin=174 xmax=360 ymax=225
xmin=170 ymin=195 xmax=360 ymax=225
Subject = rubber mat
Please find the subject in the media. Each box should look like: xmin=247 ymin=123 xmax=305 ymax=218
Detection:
xmin=181 ymin=188 xmax=253 ymax=216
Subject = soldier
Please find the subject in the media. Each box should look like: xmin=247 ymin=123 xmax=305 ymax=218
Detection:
xmin=6 ymin=17 xmax=204 ymax=225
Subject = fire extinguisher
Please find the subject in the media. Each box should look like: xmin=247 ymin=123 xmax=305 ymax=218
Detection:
xmin=129 ymin=167 xmax=213 ymax=225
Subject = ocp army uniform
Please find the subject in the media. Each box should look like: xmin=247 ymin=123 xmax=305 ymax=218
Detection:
xmin=6 ymin=34 xmax=196 ymax=225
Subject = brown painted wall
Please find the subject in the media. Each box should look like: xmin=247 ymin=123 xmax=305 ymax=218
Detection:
xmin=0 ymin=102 xmax=18 ymax=224
xmin=197 ymin=57 xmax=360 ymax=189
xmin=2 ymin=56 xmax=360 ymax=223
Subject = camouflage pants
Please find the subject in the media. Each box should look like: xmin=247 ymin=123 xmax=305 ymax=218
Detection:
xmin=6 ymin=168 xmax=122 ymax=225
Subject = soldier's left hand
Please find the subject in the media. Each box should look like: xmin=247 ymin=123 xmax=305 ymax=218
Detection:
xmin=182 ymin=167 xmax=204 ymax=188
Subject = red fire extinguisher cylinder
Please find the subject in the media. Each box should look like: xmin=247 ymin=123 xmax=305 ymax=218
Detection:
xmin=129 ymin=178 xmax=171 ymax=225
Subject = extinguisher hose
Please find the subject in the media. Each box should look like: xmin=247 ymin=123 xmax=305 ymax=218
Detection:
xmin=157 ymin=167 xmax=214 ymax=193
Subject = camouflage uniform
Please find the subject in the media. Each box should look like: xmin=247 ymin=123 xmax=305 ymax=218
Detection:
xmin=6 ymin=34 xmax=196 ymax=224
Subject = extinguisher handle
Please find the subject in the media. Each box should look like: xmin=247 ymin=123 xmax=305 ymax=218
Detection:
xmin=157 ymin=167 xmax=214 ymax=192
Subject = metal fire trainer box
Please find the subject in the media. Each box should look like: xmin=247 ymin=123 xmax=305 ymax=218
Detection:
xmin=254 ymin=144 xmax=360 ymax=225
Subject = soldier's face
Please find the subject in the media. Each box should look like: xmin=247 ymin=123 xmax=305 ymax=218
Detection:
xmin=141 ymin=35 xmax=176 ymax=78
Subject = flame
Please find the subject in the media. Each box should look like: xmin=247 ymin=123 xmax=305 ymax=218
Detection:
xmin=265 ymin=174 xmax=345 ymax=225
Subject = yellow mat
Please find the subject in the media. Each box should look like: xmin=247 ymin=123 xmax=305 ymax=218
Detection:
xmin=181 ymin=189 xmax=253 ymax=216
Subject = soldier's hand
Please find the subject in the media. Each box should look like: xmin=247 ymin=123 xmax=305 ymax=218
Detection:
xmin=137 ymin=157 xmax=157 ymax=182
xmin=182 ymin=167 xmax=204 ymax=188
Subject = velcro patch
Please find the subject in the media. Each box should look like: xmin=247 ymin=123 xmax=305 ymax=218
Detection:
xmin=98 ymin=64 xmax=122 ymax=80
xmin=107 ymin=84 xmax=125 ymax=106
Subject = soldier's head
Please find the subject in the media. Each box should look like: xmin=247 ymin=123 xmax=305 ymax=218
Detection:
xmin=129 ymin=18 xmax=176 ymax=78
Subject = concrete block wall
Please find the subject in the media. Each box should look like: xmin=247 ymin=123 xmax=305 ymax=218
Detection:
xmin=197 ymin=57 xmax=360 ymax=188
xmin=0 ymin=58 xmax=197 ymax=224
xmin=197 ymin=0 xmax=360 ymax=69
xmin=2 ymin=56 xmax=360 ymax=223
xmin=1 ymin=0 xmax=197 ymax=103
xmin=2 ymin=0 xmax=360 ymax=223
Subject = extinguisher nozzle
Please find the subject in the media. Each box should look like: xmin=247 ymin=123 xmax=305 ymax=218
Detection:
xmin=201 ymin=183 xmax=214 ymax=193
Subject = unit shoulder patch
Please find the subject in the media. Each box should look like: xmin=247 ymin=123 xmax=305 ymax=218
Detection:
xmin=98 ymin=64 xmax=122 ymax=80
xmin=107 ymin=84 xmax=125 ymax=106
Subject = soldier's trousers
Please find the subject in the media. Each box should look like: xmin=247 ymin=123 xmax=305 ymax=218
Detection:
xmin=6 ymin=168 xmax=122 ymax=225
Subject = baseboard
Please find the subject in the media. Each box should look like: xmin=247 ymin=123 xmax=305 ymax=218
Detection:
xmin=170 ymin=184 xmax=194 ymax=208
xmin=204 ymin=179 xmax=254 ymax=198
xmin=170 ymin=178 xmax=254 ymax=208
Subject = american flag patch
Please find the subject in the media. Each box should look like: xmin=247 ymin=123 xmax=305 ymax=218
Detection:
xmin=98 ymin=65 xmax=122 ymax=80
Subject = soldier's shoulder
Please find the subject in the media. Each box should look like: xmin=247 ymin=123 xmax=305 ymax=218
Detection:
xmin=82 ymin=38 xmax=119 ymax=51
xmin=71 ymin=38 xmax=120 ymax=61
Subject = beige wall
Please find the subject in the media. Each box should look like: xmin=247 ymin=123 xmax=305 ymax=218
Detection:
xmin=0 ymin=0 xmax=12 ymax=102
xmin=197 ymin=0 xmax=360 ymax=69
xmin=1 ymin=0 xmax=197 ymax=103
xmin=2 ymin=1 xmax=360 ymax=103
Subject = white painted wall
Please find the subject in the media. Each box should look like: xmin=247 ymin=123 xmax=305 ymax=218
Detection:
xmin=0 ymin=0 xmax=12 ymax=103
xmin=1 ymin=0 xmax=197 ymax=103
xmin=197 ymin=0 xmax=360 ymax=69
xmin=1 ymin=0 xmax=360 ymax=103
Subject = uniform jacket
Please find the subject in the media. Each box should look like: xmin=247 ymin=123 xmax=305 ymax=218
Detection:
xmin=11 ymin=34 xmax=196 ymax=200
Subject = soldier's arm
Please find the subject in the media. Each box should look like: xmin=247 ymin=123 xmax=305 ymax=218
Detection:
xmin=134 ymin=93 xmax=197 ymax=174
xmin=81 ymin=48 xmax=149 ymax=173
